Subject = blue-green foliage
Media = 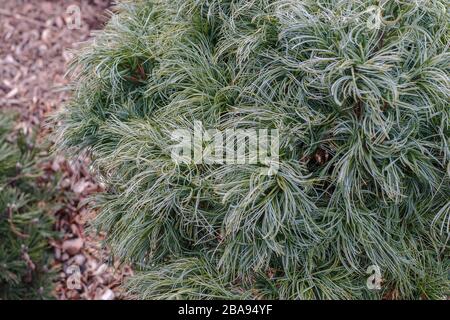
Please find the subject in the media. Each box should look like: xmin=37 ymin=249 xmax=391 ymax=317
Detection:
xmin=56 ymin=0 xmax=449 ymax=299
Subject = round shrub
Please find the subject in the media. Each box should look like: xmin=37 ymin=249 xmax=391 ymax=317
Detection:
xmin=56 ymin=0 xmax=449 ymax=299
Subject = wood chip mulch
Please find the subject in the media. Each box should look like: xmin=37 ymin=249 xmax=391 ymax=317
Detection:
xmin=1 ymin=0 xmax=133 ymax=300
xmin=46 ymin=155 xmax=133 ymax=300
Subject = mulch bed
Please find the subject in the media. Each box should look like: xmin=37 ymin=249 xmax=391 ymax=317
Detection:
xmin=0 ymin=0 xmax=132 ymax=300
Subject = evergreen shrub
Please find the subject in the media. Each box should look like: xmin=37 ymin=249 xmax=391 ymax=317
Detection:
xmin=55 ymin=0 xmax=449 ymax=299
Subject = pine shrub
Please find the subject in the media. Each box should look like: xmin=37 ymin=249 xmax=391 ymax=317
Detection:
xmin=0 ymin=113 xmax=54 ymax=299
xmin=55 ymin=0 xmax=449 ymax=299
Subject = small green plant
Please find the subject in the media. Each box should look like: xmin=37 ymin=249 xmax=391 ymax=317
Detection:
xmin=0 ymin=113 xmax=54 ymax=299
xmin=56 ymin=0 xmax=449 ymax=299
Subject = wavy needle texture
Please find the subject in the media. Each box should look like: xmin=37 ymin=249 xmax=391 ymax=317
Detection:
xmin=55 ymin=0 xmax=450 ymax=299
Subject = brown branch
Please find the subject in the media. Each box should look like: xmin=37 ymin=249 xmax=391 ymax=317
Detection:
xmin=136 ymin=64 xmax=147 ymax=80
xmin=354 ymin=99 xmax=363 ymax=119
xmin=7 ymin=206 xmax=29 ymax=239
xmin=376 ymin=31 xmax=385 ymax=52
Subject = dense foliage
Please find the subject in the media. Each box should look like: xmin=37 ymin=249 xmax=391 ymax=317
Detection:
xmin=56 ymin=0 xmax=449 ymax=299
xmin=0 ymin=113 xmax=54 ymax=299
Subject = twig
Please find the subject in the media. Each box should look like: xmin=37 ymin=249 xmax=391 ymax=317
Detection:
xmin=8 ymin=206 xmax=30 ymax=239
xmin=354 ymin=98 xmax=363 ymax=119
